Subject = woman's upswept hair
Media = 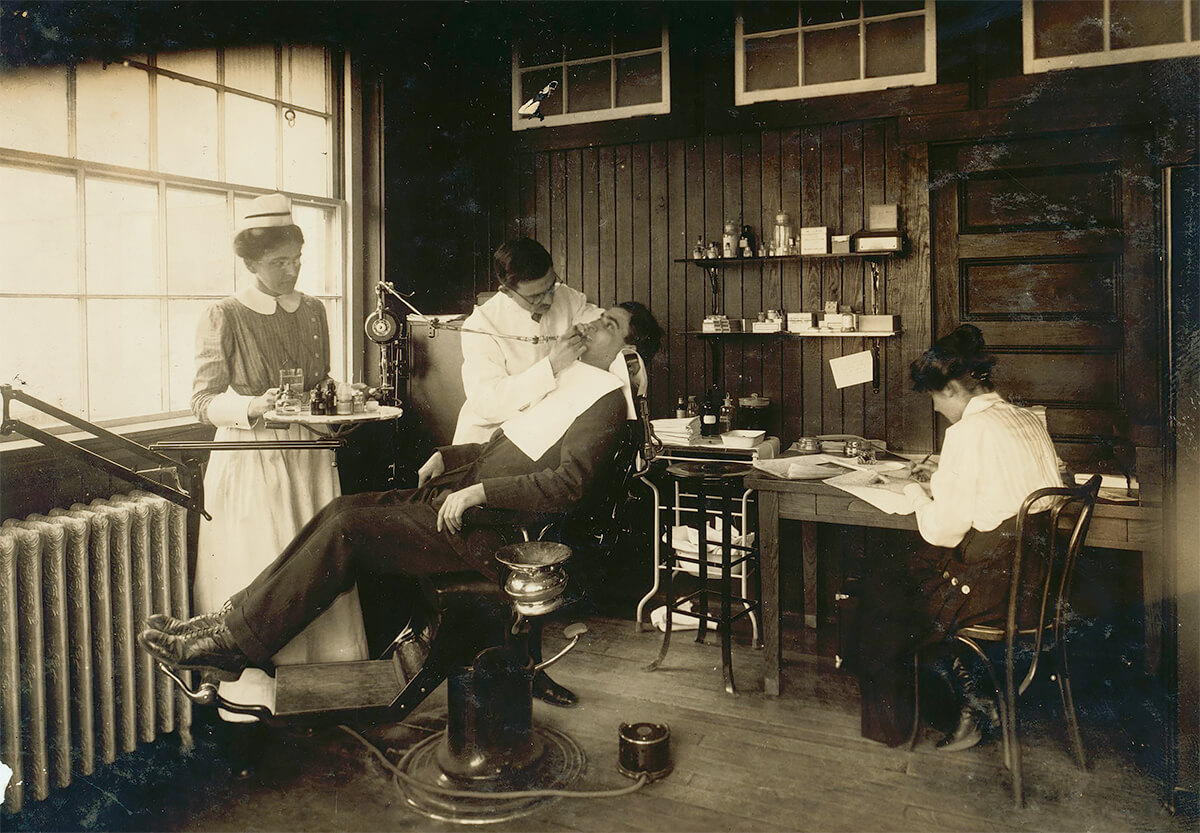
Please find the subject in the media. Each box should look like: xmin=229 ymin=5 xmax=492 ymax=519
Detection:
xmin=616 ymin=300 xmax=663 ymax=364
xmin=233 ymin=225 xmax=305 ymax=263
xmin=910 ymin=324 xmax=996 ymax=393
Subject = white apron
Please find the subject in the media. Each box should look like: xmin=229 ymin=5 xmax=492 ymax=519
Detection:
xmin=195 ymin=421 xmax=369 ymax=719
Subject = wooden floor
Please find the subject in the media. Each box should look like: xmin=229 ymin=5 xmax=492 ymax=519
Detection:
xmin=6 ymin=616 xmax=1189 ymax=832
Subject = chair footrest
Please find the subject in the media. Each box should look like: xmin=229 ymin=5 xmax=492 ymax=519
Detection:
xmin=274 ymin=659 xmax=404 ymax=717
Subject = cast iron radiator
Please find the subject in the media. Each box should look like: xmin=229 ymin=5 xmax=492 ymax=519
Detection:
xmin=0 ymin=491 xmax=193 ymax=813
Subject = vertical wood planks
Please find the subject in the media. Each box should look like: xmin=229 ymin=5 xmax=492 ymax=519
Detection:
xmin=598 ymin=146 xmax=616 ymax=304
xmin=581 ymin=147 xmax=600 ymax=304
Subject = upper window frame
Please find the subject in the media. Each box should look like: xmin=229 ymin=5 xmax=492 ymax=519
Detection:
xmin=1022 ymin=0 xmax=1200 ymax=74
xmin=734 ymin=0 xmax=937 ymax=106
xmin=510 ymin=22 xmax=671 ymax=130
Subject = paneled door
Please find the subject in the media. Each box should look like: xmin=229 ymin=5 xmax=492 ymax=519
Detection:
xmin=931 ymin=129 xmax=1160 ymax=465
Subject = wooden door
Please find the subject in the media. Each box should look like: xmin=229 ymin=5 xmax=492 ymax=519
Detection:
xmin=931 ymin=129 xmax=1160 ymax=465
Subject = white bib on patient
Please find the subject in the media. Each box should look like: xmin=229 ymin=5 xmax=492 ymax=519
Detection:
xmin=501 ymin=361 xmax=623 ymax=461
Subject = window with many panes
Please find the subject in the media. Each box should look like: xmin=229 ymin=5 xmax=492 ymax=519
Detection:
xmin=511 ymin=6 xmax=670 ymax=130
xmin=1024 ymin=0 xmax=1200 ymax=72
xmin=735 ymin=1 xmax=936 ymax=104
xmin=0 ymin=46 xmax=347 ymax=432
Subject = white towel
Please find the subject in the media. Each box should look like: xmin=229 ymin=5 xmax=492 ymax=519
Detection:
xmin=501 ymin=362 xmax=622 ymax=461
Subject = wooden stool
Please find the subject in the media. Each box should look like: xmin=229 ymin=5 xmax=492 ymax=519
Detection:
xmin=647 ymin=461 xmax=759 ymax=695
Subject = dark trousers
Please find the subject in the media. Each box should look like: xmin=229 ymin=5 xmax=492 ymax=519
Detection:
xmin=225 ymin=489 xmax=495 ymax=665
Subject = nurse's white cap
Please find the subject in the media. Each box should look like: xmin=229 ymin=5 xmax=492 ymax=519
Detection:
xmin=238 ymin=193 xmax=294 ymax=232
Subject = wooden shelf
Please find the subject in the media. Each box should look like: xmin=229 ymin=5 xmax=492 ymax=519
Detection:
xmin=687 ymin=330 xmax=899 ymax=338
xmin=675 ymin=252 xmax=898 ymax=265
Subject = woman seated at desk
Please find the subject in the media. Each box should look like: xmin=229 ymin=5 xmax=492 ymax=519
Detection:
xmin=853 ymin=324 xmax=1063 ymax=751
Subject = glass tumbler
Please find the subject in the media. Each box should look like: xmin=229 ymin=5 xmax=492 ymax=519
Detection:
xmin=277 ymin=368 xmax=303 ymax=415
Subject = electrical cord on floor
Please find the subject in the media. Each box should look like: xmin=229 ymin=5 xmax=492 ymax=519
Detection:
xmin=338 ymin=724 xmax=649 ymax=800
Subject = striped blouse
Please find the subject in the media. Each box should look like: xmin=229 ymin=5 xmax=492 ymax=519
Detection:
xmin=904 ymin=392 xmax=1063 ymax=548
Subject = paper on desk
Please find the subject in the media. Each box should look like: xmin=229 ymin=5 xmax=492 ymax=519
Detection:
xmin=823 ymin=469 xmax=919 ymax=514
xmin=829 ymin=350 xmax=874 ymax=389
xmin=753 ymin=454 xmax=906 ymax=480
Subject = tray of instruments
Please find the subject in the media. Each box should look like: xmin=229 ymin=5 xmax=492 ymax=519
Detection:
xmin=265 ymin=406 xmax=402 ymax=437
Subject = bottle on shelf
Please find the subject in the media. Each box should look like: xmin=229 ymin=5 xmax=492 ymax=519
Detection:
xmin=719 ymin=393 xmax=736 ymax=434
xmin=773 ymin=212 xmax=794 ymax=255
xmin=706 ymin=241 xmax=720 ymax=259
xmin=740 ymin=225 xmax=756 ymax=258
xmin=701 ymin=393 xmax=719 ymax=437
xmin=685 ymin=395 xmax=701 ymax=418
xmin=675 ymin=396 xmax=687 ymax=419
xmin=693 ymin=236 xmax=705 ymax=260
xmin=722 ymin=222 xmax=737 ymax=258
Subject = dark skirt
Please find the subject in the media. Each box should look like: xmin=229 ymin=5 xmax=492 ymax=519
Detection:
xmin=853 ymin=513 xmax=1051 ymax=746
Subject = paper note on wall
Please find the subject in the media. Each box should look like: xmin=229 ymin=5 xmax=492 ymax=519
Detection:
xmin=829 ymin=350 xmax=874 ymax=389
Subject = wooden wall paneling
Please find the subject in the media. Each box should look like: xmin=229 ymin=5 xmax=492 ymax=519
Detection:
xmin=820 ymin=123 xmax=843 ymax=434
xmin=649 ymin=140 xmax=670 ymax=417
xmin=741 ymin=132 xmax=765 ymax=405
xmin=882 ymin=120 xmax=905 ymax=446
xmin=840 ymin=122 xmax=866 ymax=441
xmin=614 ymin=144 xmax=634 ymax=307
xmin=685 ymin=138 xmax=708 ymax=399
xmin=565 ymin=149 xmax=583 ymax=290
xmin=862 ymin=120 xmax=889 ymax=443
xmin=781 ymin=128 xmax=806 ymax=443
xmin=534 ymin=153 xmax=551 ymax=254
xmin=549 ymin=151 xmax=567 ymax=279
xmin=800 ymin=126 xmax=824 ymax=437
xmin=1119 ymin=132 xmax=1163 ymax=441
xmin=720 ymin=134 xmax=744 ymax=398
xmin=631 ymin=142 xmax=651 ymax=309
xmin=760 ymin=130 xmax=785 ymax=439
xmin=581 ymin=147 xmax=600 ymax=306
xmin=598 ymin=146 xmax=617 ymax=305
xmin=667 ymin=139 xmax=688 ymax=410
xmin=894 ymin=142 xmax=933 ymax=451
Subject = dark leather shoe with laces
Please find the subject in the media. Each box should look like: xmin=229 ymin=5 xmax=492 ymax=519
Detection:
xmin=936 ymin=704 xmax=983 ymax=752
xmin=138 ymin=622 xmax=248 ymax=681
xmin=532 ymin=670 xmax=578 ymax=707
xmin=146 ymin=610 xmax=226 ymax=635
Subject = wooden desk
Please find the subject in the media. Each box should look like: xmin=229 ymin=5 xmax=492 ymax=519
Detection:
xmin=746 ymin=472 xmax=1163 ymax=697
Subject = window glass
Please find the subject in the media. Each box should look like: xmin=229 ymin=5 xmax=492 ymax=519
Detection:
xmin=746 ymin=33 xmax=799 ymax=91
xmin=86 ymin=298 xmax=163 ymax=420
xmin=282 ymin=110 xmax=330 ymax=197
xmin=85 ymin=179 xmax=159 ymax=296
xmin=1110 ymin=0 xmax=1184 ymax=49
xmin=167 ymin=188 xmax=233 ymax=296
xmin=803 ymin=26 xmax=860 ymax=85
xmin=225 ymin=94 xmax=278 ymax=189
xmin=321 ymin=297 xmax=344 ymax=379
xmin=157 ymin=76 xmax=219 ymax=179
xmin=865 ymin=15 xmax=926 ymax=77
xmin=0 ymin=166 xmax=77 ymax=295
xmin=615 ymin=53 xmax=663 ymax=107
xmin=518 ymin=30 xmax=562 ymax=68
xmin=282 ymin=46 xmax=327 ymax=111
xmin=566 ymin=60 xmax=612 ymax=113
xmin=520 ymin=68 xmax=564 ymax=118
xmin=76 ymin=62 xmax=151 ymax=169
xmin=292 ymin=203 xmax=341 ymax=296
xmin=564 ymin=27 xmax=611 ymax=62
xmin=801 ymin=0 xmax=857 ymax=26
xmin=157 ymin=50 xmax=217 ymax=82
xmin=0 ymin=66 xmax=68 ymax=156
xmin=167 ymin=298 xmax=212 ymax=411
xmin=0 ymin=298 xmax=84 ymax=424
xmin=1033 ymin=0 xmax=1105 ymax=58
xmin=225 ymin=45 xmax=277 ymax=96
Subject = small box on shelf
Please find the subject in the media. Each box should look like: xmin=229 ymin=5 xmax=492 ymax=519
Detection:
xmin=852 ymin=230 xmax=904 ymax=253
xmin=799 ymin=226 xmax=830 ymax=255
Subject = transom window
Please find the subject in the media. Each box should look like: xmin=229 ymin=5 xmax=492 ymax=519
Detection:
xmin=1023 ymin=0 xmax=1200 ymax=73
xmin=735 ymin=0 xmax=936 ymax=104
xmin=511 ymin=7 xmax=670 ymax=130
xmin=0 ymin=46 xmax=348 ymax=432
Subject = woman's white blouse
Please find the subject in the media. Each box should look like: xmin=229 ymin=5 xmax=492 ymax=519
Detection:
xmin=903 ymin=392 xmax=1063 ymax=548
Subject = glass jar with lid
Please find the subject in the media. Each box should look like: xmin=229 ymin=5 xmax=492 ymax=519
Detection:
xmin=773 ymin=213 xmax=794 ymax=255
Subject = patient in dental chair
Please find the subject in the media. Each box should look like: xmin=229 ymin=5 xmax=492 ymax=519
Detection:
xmin=140 ymin=302 xmax=662 ymax=708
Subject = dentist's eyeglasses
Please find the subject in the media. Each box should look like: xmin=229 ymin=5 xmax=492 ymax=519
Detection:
xmin=503 ymin=279 xmax=561 ymax=307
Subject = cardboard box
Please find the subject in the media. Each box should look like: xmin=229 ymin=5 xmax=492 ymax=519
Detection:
xmin=858 ymin=314 xmax=899 ymax=333
xmin=799 ymin=226 xmax=830 ymax=255
xmin=854 ymin=234 xmax=902 ymax=253
xmin=831 ymin=234 xmax=851 ymax=253
xmin=868 ymin=204 xmax=899 ymax=231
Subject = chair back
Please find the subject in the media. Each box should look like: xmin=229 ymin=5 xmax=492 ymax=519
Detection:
xmin=1008 ymin=474 xmax=1102 ymax=694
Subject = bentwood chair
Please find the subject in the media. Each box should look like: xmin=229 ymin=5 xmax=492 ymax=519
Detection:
xmin=911 ymin=474 xmax=1102 ymax=808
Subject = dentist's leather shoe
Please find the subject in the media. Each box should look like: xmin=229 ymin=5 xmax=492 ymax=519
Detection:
xmin=138 ymin=622 xmax=248 ymax=681
xmin=532 ymin=670 xmax=578 ymax=707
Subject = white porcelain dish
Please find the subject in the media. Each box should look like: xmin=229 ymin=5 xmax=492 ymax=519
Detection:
xmin=720 ymin=429 xmax=766 ymax=448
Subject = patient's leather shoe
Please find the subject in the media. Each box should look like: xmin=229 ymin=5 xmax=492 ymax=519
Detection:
xmin=936 ymin=704 xmax=983 ymax=753
xmin=146 ymin=610 xmax=226 ymax=635
xmin=532 ymin=670 xmax=578 ymax=707
xmin=138 ymin=621 xmax=247 ymax=681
